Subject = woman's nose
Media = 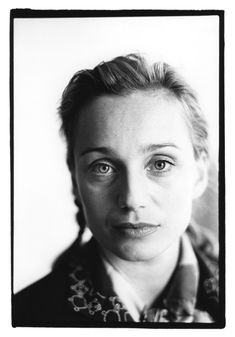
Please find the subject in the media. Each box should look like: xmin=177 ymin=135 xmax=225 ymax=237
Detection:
xmin=117 ymin=170 xmax=147 ymax=211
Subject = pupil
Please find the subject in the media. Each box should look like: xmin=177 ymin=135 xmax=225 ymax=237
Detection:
xmin=155 ymin=161 xmax=165 ymax=169
xmin=100 ymin=165 xmax=108 ymax=172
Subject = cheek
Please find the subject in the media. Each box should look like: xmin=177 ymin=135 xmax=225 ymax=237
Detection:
xmin=77 ymin=179 xmax=112 ymax=223
xmin=155 ymin=172 xmax=196 ymax=224
xmin=165 ymin=191 xmax=193 ymax=221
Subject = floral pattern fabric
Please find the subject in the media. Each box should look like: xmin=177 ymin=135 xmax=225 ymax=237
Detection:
xmin=67 ymin=234 xmax=218 ymax=323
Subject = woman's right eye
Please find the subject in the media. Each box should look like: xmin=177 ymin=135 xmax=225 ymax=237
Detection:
xmin=90 ymin=163 xmax=116 ymax=176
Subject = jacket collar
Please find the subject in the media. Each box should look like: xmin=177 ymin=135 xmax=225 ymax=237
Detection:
xmin=67 ymin=234 xmax=218 ymax=322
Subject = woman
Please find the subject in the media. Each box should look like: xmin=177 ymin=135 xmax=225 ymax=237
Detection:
xmin=13 ymin=54 xmax=219 ymax=326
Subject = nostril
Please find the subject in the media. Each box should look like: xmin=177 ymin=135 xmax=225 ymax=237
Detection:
xmin=117 ymin=194 xmax=146 ymax=211
xmin=119 ymin=202 xmax=128 ymax=209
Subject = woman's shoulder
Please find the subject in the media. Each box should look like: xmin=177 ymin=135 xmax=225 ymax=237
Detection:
xmin=12 ymin=240 xmax=95 ymax=327
xmin=186 ymin=222 xmax=220 ymax=322
xmin=187 ymin=222 xmax=218 ymax=265
xmin=14 ymin=266 xmax=67 ymax=298
xmin=13 ymin=265 xmax=74 ymax=325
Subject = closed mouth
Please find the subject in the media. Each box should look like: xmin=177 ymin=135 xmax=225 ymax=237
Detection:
xmin=112 ymin=222 xmax=160 ymax=238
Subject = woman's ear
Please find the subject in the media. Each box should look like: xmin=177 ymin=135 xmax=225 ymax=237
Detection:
xmin=193 ymin=152 xmax=209 ymax=200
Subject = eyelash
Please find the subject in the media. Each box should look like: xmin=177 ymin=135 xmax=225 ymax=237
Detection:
xmin=90 ymin=162 xmax=116 ymax=176
xmin=89 ymin=157 xmax=175 ymax=178
xmin=146 ymin=159 xmax=175 ymax=175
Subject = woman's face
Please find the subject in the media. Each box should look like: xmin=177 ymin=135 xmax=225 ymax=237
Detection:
xmin=73 ymin=91 xmax=207 ymax=262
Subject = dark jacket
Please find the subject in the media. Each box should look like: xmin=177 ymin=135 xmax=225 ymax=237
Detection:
xmin=12 ymin=226 xmax=223 ymax=328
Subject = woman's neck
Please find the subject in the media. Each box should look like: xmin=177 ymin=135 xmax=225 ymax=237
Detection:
xmin=101 ymin=238 xmax=181 ymax=308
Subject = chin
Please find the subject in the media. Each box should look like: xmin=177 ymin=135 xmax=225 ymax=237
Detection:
xmin=111 ymin=241 xmax=166 ymax=262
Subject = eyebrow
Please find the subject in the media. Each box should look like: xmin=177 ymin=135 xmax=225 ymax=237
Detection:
xmin=79 ymin=147 xmax=117 ymax=157
xmin=139 ymin=143 xmax=180 ymax=154
xmin=79 ymin=143 xmax=179 ymax=158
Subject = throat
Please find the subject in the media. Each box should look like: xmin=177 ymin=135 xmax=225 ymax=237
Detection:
xmin=101 ymin=239 xmax=181 ymax=308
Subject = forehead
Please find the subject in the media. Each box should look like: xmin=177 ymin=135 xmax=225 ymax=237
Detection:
xmin=74 ymin=91 xmax=193 ymax=155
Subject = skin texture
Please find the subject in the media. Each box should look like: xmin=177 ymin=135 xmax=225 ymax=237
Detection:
xmin=72 ymin=90 xmax=208 ymax=301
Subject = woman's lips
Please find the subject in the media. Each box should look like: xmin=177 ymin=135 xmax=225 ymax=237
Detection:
xmin=111 ymin=222 xmax=161 ymax=238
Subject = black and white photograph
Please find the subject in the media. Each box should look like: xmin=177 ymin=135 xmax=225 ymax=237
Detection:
xmin=11 ymin=9 xmax=224 ymax=328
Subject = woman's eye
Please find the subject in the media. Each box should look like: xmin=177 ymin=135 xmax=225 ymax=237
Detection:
xmin=91 ymin=163 xmax=115 ymax=175
xmin=146 ymin=159 xmax=173 ymax=174
xmin=154 ymin=160 xmax=168 ymax=170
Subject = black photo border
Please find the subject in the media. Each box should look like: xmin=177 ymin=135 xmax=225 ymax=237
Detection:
xmin=10 ymin=8 xmax=225 ymax=329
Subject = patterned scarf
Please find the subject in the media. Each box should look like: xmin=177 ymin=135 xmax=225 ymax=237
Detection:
xmin=68 ymin=234 xmax=216 ymax=323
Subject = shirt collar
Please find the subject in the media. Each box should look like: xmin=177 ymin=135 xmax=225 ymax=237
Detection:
xmin=161 ymin=233 xmax=199 ymax=321
xmin=68 ymin=233 xmax=200 ymax=322
xmin=102 ymin=233 xmax=199 ymax=322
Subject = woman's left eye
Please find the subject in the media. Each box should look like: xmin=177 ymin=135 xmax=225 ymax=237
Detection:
xmin=153 ymin=160 xmax=168 ymax=170
xmin=146 ymin=159 xmax=173 ymax=174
